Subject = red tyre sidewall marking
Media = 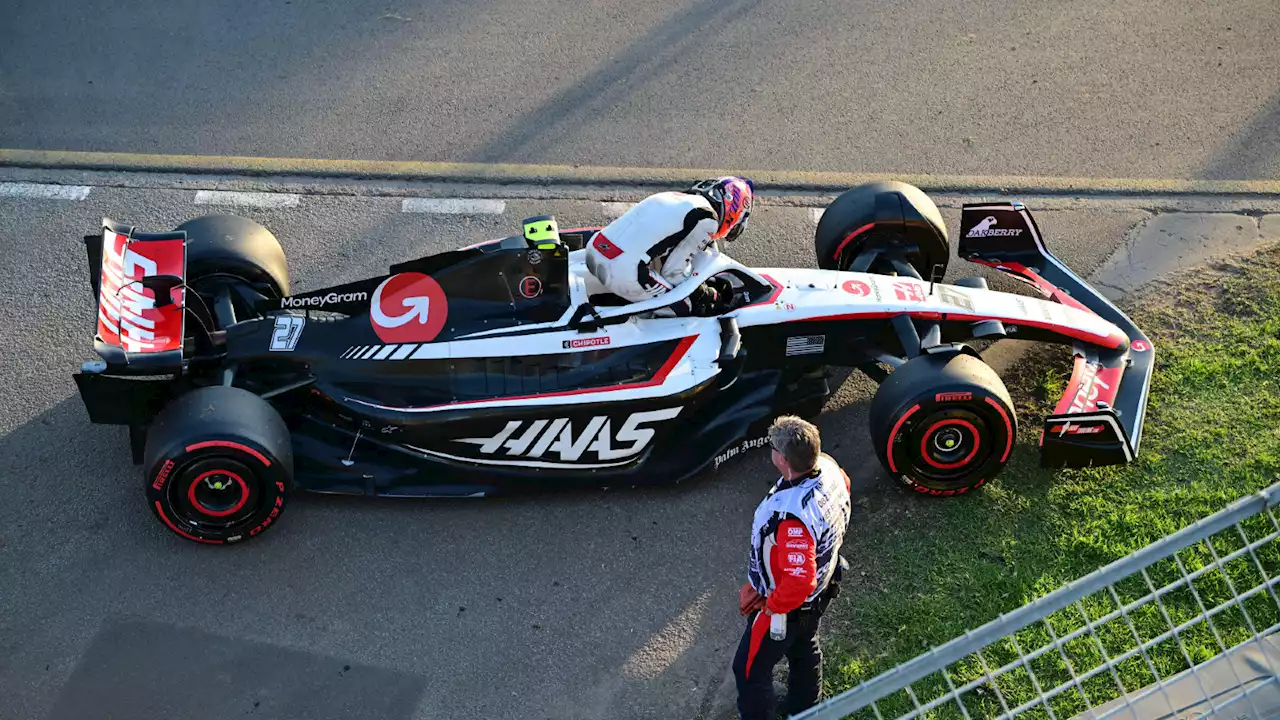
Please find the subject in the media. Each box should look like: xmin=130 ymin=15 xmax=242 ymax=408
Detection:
xmin=154 ymin=501 xmax=221 ymax=544
xmin=984 ymin=397 xmax=1015 ymax=462
xmin=832 ymin=222 xmax=876 ymax=261
xmin=186 ymin=469 xmax=249 ymax=517
xmin=184 ymin=440 xmax=271 ymax=467
xmin=918 ymin=418 xmax=981 ymax=470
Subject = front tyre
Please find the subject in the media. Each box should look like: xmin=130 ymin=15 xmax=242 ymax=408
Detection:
xmin=869 ymin=353 xmax=1016 ymax=496
xmin=143 ymin=386 xmax=294 ymax=544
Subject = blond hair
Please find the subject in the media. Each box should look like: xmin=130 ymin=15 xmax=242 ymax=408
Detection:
xmin=767 ymin=415 xmax=820 ymax=473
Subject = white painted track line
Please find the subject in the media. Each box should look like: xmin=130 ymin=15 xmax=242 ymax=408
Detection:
xmin=808 ymin=208 xmax=825 ymax=224
xmin=0 ymin=182 xmax=91 ymax=200
xmin=601 ymin=201 xmax=635 ymax=218
xmin=401 ymin=198 xmax=505 ymax=214
xmin=194 ymin=190 xmax=300 ymax=208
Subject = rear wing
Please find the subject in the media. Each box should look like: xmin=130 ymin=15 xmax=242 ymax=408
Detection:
xmin=84 ymin=218 xmax=188 ymax=370
xmin=958 ymin=203 xmax=1154 ymax=468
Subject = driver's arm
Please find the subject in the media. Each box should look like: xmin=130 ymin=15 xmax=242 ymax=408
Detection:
xmin=653 ymin=209 xmax=719 ymax=285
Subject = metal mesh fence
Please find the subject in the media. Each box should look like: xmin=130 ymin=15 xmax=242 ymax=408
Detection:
xmin=796 ymin=483 xmax=1280 ymax=720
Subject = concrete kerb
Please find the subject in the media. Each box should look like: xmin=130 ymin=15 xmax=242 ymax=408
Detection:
xmin=3 ymin=148 xmax=1280 ymax=199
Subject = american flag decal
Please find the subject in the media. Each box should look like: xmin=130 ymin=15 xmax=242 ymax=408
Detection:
xmin=785 ymin=335 xmax=825 ymax=356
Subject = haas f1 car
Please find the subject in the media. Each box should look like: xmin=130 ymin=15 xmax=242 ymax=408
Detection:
xmin=74 ymin=181 xmax=1153 ymax=544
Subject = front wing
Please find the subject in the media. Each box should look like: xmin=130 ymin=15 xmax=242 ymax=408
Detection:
xmin=960 ymin=202 xmax=1154 ymax=468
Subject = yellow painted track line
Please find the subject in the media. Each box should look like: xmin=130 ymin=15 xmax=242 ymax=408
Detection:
xmin=2 ymin=148 xmax=1278 ymax=196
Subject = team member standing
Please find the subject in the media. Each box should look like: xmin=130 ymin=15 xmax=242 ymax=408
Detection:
xmin=734 ymin=416 xmax=852 ymax=720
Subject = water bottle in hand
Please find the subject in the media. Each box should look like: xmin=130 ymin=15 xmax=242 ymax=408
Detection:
xmin=769 ymin=612 xmax=786 ymax=641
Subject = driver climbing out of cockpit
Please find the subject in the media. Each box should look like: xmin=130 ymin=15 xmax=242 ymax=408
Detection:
xmin=584 ymin=176 xmax=754 ymax=315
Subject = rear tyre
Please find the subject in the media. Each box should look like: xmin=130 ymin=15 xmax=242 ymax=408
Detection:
xmin=175 ymin=214 xmax=289 ymax=329
xmin=869 ymin=353 xmax=1016 ymax=496
xmin=814 ymin=181 xmax=949 ymax=277
xmin=143 ymin=386 xmax=294 ymax=544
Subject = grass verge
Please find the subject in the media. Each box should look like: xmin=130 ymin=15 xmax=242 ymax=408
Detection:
xmin=821 ymin=245 xmax=1280 ymax=718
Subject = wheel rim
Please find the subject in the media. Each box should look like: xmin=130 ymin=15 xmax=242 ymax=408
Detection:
xmin=897 ymin=408 xmax=993 ymax=486
xmin=918 ymin=418 xmax=981 ymax=470
xmin=187 ymin=469 xmax=250 ymax=517
xmin=168 ymin=456 xmax=262 ymax=531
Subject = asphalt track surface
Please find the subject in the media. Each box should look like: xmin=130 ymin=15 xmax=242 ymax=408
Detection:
xmin=0 ymin=181 xmax=1157 ymax=720
xmin=2 ymin=0 xmax=1279 ymax=180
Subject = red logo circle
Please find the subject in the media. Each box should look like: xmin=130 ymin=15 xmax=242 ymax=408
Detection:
xmin=1131 ymin=340 xmax=1150 ymax=352
xmin=519 ymin=276 xmax=542 ymax=299
xmin=370 ymin=272 xmax=449 ymax=344
xmin=842 ymin=280 xmax=871 ymax=297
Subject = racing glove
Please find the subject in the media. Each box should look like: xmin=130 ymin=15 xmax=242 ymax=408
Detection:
xmin=689 ymin=283 xmax=721 ymax=315
xmin=739 ymin=582 xmax=765 ymax=616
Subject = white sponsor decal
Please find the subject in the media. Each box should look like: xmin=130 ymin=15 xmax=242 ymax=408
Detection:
xmin=372 ymin=278 xmax=432 ymax=327
xmin=455 ymin=407 xmax=683 ymax=465
xmin=281 ymin=291 xmax=368 ymax=308
xmin=712 ymin=435 xmax=769 ymax=470
xmin=787 ymin=552 xmax=806 ymax=564
xmin=269 ymin=315 xmax=305 ymax=351
xmin=100 ymin=233 xmax=164 ymax=352
xmin=787 ymin=527 xmax=805 ymax=538
xmin=1057 ymin=422 xmax=1105 ymax=437
xmin=966 ymin=215 xmax=1024 ymax=238
xmin=564 ymin=336 xmax=610 ymax=349
xmin=1068 ymin=363 xmax=1113 ymax=414
xmin=783 ymin=567 xmax=808 ymax=577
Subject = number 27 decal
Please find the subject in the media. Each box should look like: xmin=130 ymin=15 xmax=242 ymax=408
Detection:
xmin=270 ymin=315 xmax=305 ymax=352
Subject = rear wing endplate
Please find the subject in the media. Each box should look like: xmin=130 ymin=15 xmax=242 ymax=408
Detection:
xmin=84 ymin=218 xmax=188 ymax=370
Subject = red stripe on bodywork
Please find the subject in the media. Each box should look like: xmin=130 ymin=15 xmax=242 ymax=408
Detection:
xmin=797 ymin=310 xmax=1125 ymax=349
xmin=985 ymin=397 xmax=1015 ymax=462
xmin=378 ymin=336 xmax=698 ymax=411
xmin=458 ymin=239 xmax=502 ymax=251
xmin=652 ymin=336 xmax=698 ymax=379
xmin=457 ymin=227 xmax=603 ymax=252
xmin=971 ymin=260 xmax=1093 ymax=314
xmin=939 ymin=313 xmax=1126 ymax=350
xmin=154 ymin=501 xmax=221 ymax=544
xmin=832 ymin=222 xmax=876 ymax=261
xmin=886 ymin=404 xmax=921 ymax=473
xmin=185 ymin=440 xmax=271 ymax=467
xmin=743 ymin=274 xmax=784 ymax=308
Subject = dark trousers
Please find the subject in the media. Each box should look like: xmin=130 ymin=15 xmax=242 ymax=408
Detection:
xmin=732 ymin=606 xmax=824 ymax=720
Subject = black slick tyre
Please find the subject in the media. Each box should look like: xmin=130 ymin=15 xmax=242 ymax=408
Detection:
xmin=143 ymin=386 xmax=294 ymax=544
xmin=814 ymin=180 xmax=949 ymax=277
xmin=869 ymin=353 xmax=1016 ymax=496
xmin=175 ymin=214 xmax=289 ymax=328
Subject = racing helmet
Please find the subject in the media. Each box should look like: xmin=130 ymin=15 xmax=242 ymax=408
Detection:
xmin=688 ymin=176 xmax=754 ymax=242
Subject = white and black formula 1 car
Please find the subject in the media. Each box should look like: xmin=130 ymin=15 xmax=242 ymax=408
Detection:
xmin=74 ymin=181 xmax=1153 ymax=544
